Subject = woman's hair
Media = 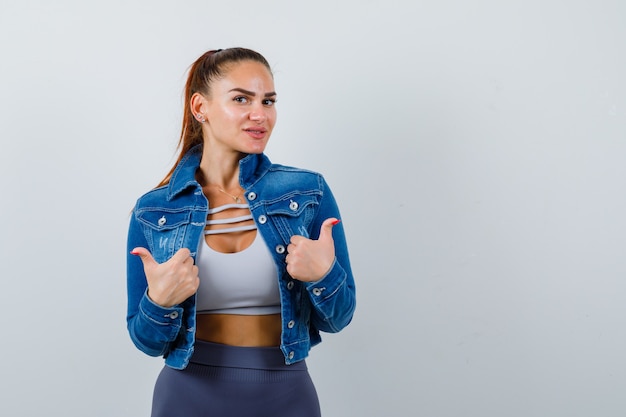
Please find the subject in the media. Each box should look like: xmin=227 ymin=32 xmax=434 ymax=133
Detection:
xmin=157 ymin=48 xmax=273 ymax=187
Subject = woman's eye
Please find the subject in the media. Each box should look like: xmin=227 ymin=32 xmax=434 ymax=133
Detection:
xmin=234 ymin=96 xmax=248 ymax=104
xmin=263 ymin=98 xmax=276 ymax=106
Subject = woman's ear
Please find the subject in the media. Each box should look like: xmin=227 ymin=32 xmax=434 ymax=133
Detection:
xmin=190 ymin=92 xmax=208 ymax=123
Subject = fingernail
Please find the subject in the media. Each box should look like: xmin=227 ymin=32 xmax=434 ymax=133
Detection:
xmin=331 ymin=219 xmax=341 ymax=225
xmin=130 ymin=250 xmax=139 ymax=256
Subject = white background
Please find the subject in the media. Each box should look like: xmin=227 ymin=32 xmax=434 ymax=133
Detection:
xmin=1 ymin=1 xmax=625 ymax=416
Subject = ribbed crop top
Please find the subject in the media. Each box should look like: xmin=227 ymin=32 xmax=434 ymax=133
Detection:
xmin=195 ymin=204 xmax=281 ymax=315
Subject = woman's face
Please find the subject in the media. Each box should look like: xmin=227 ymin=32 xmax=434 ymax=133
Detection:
xmin=202 ymin=60 xmax=277 ymax=155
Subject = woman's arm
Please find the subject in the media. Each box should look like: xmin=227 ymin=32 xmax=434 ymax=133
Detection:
xmin=286 ymin=177 xmax=356 ymax=333
xmin=126 ymin=211 xmax=191 ymax=357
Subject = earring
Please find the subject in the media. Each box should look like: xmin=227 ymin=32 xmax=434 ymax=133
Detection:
xmin=196 ymin=114 xmax=205 ymax=123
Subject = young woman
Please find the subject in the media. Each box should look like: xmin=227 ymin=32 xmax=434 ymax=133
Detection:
xmin=126 ymin=48 xmax=356 ymax=416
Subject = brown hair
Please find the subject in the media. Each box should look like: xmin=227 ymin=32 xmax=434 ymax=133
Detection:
xmin=157 ymin=48 xmax=273 ymax=187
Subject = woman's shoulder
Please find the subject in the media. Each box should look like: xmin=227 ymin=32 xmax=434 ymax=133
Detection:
xmin=251 ymin=161 xmax=334 ymax=200
xmin=244 ymin=153 xmax=327 ymax=189
xmin=264 ymin=162 xmax=328 ymax=186
xmin=132 ymin=184 xmax=172 ymax=211
xmin=266 ymin=161 xmax=324 ymax=178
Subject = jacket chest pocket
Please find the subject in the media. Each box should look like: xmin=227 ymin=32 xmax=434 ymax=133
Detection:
xmin=265 ymin=194 xmax=319 ymax=243
xmin=136 ymin=210 xmax=192 ymax=263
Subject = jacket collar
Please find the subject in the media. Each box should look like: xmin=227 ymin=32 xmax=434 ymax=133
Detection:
xmin=239 ymin=151 xmax=272 ymax=190
xmin=166 ymin=145 xmax=272 ymax=200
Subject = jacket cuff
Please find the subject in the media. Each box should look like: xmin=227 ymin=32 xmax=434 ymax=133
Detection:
xmin=138 ymin=289 xmax=183 ymax=332
xmin=305 ymin=258 xmax=346 ymax=304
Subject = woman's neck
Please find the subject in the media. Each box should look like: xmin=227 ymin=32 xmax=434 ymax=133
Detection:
xmin=198 ymin=144 xmax=244 ymax=188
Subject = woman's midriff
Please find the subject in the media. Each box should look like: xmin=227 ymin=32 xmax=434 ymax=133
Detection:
xmin=195 ymin=313 xmax=282 ymax=347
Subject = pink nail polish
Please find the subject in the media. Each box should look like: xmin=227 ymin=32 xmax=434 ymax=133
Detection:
xmin=331 ymin=219 xmax=341 ymax=226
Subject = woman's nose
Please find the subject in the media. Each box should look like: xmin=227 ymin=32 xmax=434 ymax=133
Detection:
xmin=249 ymin=105 xmax=267 ymax=122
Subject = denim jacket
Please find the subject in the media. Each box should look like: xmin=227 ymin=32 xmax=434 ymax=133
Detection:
xmin=126 ymin=146 xmax=356 ymax=369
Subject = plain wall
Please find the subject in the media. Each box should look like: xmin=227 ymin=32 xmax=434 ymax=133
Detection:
xmin=1 ymin=1 xmax=625 ymax=416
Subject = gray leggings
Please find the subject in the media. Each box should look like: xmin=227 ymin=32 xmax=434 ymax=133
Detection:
xmin=151 ymin=341 xmax=321 ymax=417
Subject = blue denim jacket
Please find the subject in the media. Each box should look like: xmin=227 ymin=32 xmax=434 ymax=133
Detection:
xmin=126 ymin=146 xmax=356 ymax=369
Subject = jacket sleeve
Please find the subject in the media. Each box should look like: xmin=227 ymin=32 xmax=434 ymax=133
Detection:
xmin=305 ymin=176 xmax=356 ymax=333
xmin=126 ymin=208 xmax=183 ymax=357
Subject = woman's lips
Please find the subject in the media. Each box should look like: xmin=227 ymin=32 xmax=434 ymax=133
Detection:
xmin=244 ymin=127 xmax=268 ymax=139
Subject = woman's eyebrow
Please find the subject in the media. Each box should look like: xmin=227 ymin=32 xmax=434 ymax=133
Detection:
xmin=229 ymin=87 xmax=277 ymax=97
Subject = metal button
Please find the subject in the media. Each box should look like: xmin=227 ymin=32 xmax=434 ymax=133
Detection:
xmin=275 ymin=244 xmax=285 ymax=254
xmin=289 ymin=200 xmax=299 ymax=211
xmin=167 ymin=311 xmax=179 ymax=319
xmin=312 ymin=288 xmax=323 ymax=296
xmin=247 ymin=192 xmax=257 ymax=201
xmin=158 ymin=216 xmax=166 ymax=226
xmin=288 ymin=320 xmax=295 ymax=329
xmin=287 ymin=281 xmax=294 ymax=290
xmin=258 ymin=215 xmax=267 ymax=224
xmin=288 ymin=351 xmax=295 ymax=360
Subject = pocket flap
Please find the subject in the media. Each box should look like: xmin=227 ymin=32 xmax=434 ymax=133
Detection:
xmin=265 ymin=194 xmax=318 ymax=216
xmin=136 ymin=210 xmax=192 ymax=231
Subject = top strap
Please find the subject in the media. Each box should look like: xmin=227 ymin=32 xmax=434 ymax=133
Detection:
xmin=208 ymin=203 xmax=249 ymax=214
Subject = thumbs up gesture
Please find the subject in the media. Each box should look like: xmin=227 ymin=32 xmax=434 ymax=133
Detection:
xmin=286 ymin=218 xmax=340 ymax=282
xmin=130 ymin=247 xmax=200 ymax=308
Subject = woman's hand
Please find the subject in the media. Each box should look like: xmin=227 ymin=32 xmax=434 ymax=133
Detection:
xmin=131 ymin=247 xmax=200 ymax=308
xmin=286 ymin=218 xmax=340 ymax=282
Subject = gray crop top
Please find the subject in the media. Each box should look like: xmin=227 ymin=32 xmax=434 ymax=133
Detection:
xmin=195 ymin=204 xmax=281 ymax=315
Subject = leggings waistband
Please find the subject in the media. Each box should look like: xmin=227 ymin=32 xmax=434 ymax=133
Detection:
xmin=190 ymin=340 xmax=307 ymax=371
